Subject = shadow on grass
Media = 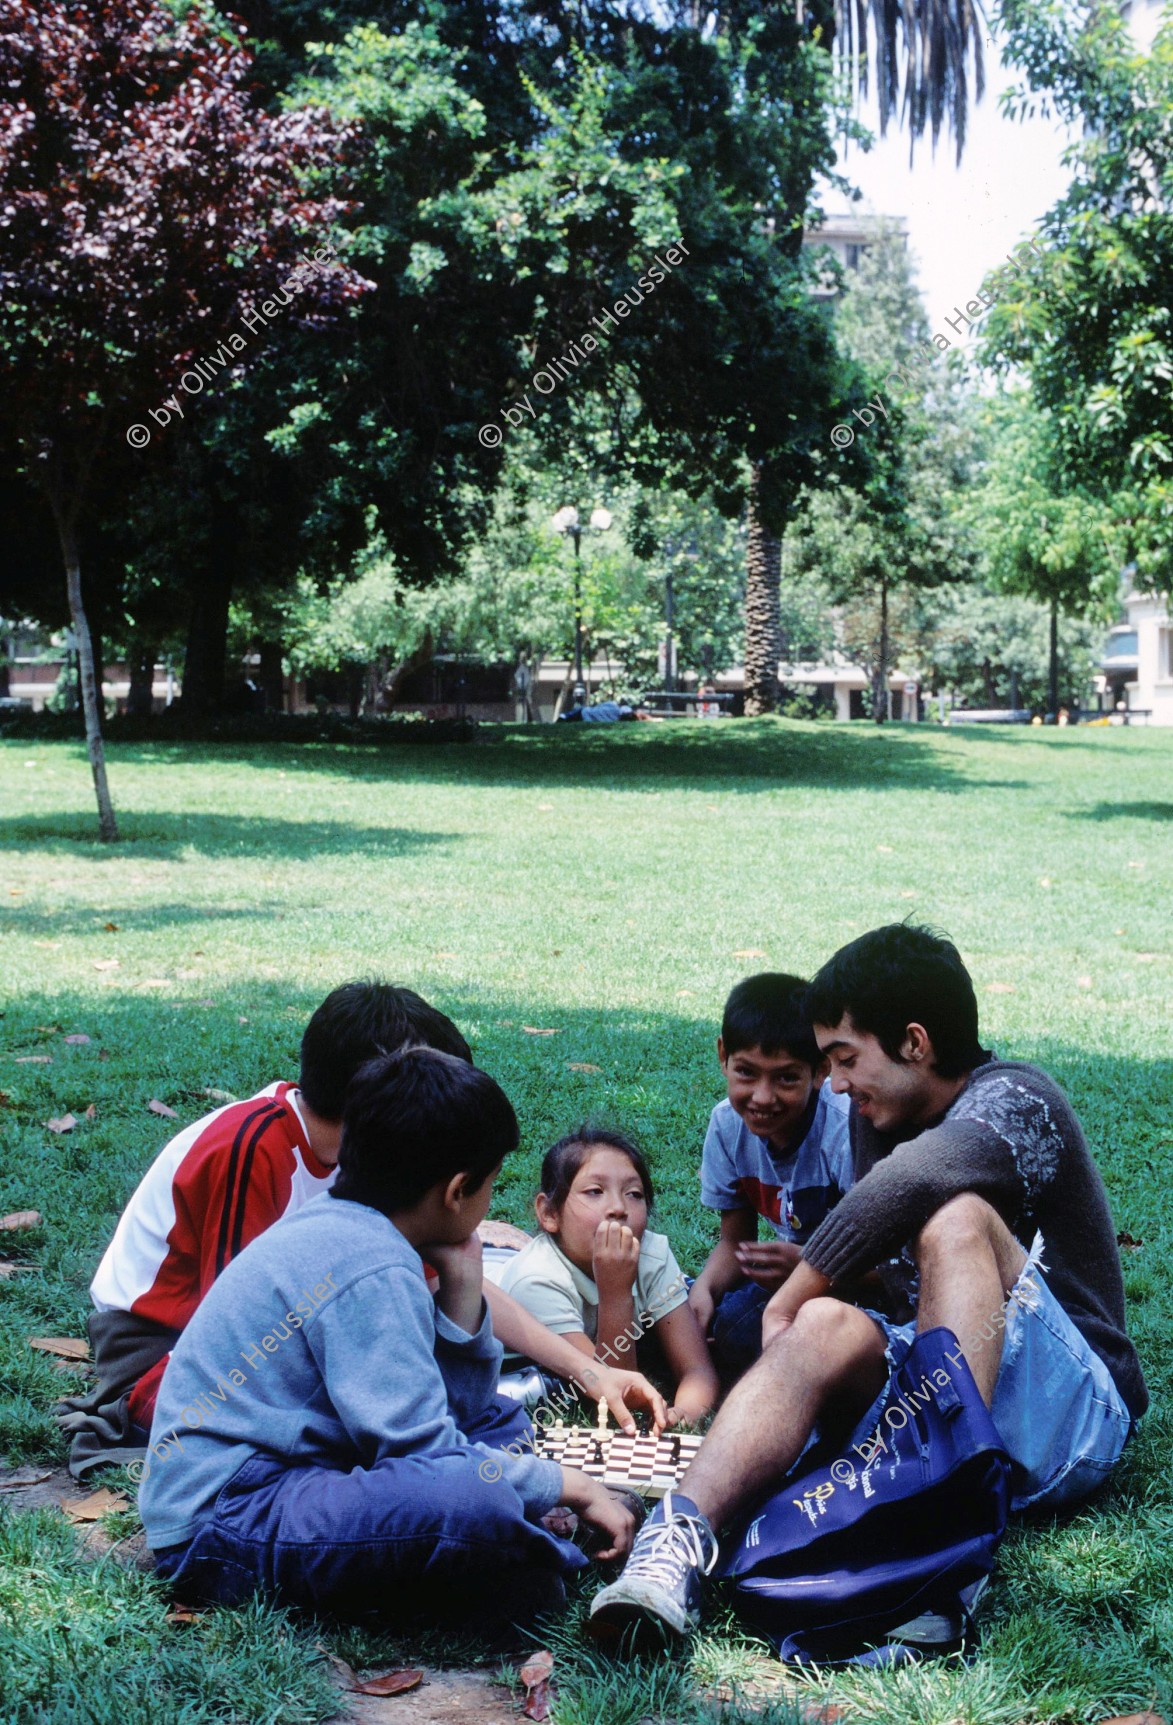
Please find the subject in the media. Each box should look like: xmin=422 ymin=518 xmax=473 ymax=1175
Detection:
xmin=1068 ymin=801 xmax=1173 ymax=823
xmin=0 ymin=812 xmax=461 ymax=860
xmin=36 ymin=719 xmax=1035 ymax=798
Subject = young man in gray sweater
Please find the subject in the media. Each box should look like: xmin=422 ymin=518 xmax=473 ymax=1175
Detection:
xmin=592 ymin=923 xmax=1147 ymax=1641
xmin=139 ymin=1048 xmax=634 ymax=1626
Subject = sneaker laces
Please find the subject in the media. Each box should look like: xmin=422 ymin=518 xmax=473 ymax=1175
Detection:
xmin=622 ymin=1493 xmax=719 ymax=1588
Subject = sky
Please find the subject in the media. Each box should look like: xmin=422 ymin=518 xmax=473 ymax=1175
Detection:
xmin=818 ymin=24 xmax=1081 ymax=326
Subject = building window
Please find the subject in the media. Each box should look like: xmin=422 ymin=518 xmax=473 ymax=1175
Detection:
xmin=845 ymin=244 xmax=861 ymax=270
xmin=1159 ymin=626 xmax=1173 ymax=681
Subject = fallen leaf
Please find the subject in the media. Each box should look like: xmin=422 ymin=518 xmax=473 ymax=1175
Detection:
xmin=1096 ymin=1714 xmax=1167 ymax=1725
xmin=33 ymin=940 xmax=61 ymax=949
xmin=986 ymin=982 xmax=1016 ymax=994
xmin=237 ymin=1016 xmax=249 ymax=1024
xmin=519 ymin=1649 xmax=554 ymax=1721
xmin=8 ymin=888 xmax=23 ymax=896
xmin=84 ymin=1104 xmax=97 ymax=1119
xmin=346 ymin=1669 xmax=424 ymax=1697
xmin=431 ymin=951 xmax=458 ymax=960
xmin=1076 ymin=974 xmax=1093 ymax=989
xmin=1117 ymin=1231 xmax=1145 ymax=1251
xmin=1038 ymin=877 xmax=1052 ymax=889
xmin=522 ymin=1026 xmax=559 ymax=1036
xmin=537 ymin=802 xmax=553 ymax=811
xmin=0 ymin=1091 xmax=9 ymax=1106
xmin=567 ymin=1062 xmax=602 ymax=1074
xmin=0 ymin=1264 xmax=35 ymax=1279
xmin=64 ymin=1034 xmax=91 ymax=1045
xmin=900 ymin=890 xmax=916 ymax=899
xmin=875 ymin=844 xmax=894 ymax=854
xmin=103 ymin=921 xmax=119 ymax=932
xmin=675 ymin=988 xmax=695 ymax=998
xmin=46 ymin=1114 xmax=77 ymax=1134
xmin=148 ymin=1099 xmax=179 ymax=1119
xmin=92 ymin=959 xmax=119 ymax=972
xmin=29 ymin=1337 xmax=90 ymax=1361
xmin=0 ymin=1466 xmax=53 ymax=1489
xmin=732 ymin=948 xmax=767 ymax=958
xmin=62 ymin=1487 xmax=129 ymax=1522
xmin=98 ymin=1049 xmax=111 ymax=1062
xmin=0 ymin=1211 xmax=42 ymax=1231
xmin=34 ymin=1024 xmax=61 ymax=1035
xmin=321 ymin=1650 xmax=358 ymax=1685
xmin=203 ymin=1088 xmax=236 ymax=1103
xmin=139 ymin=979 xmax=171 ymax=989
xmin=15 ymin=1055 xmax=51 ymax=1064
xmin=165 ymin=1606 xmax=203 ymax=1626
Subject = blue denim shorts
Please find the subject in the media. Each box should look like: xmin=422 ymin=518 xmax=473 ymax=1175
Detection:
xmin=860 ymin=1235 xmax=1132 ymax=1513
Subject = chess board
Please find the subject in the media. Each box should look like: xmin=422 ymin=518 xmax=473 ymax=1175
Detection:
xmin=536 ymin=1425 xmax=704 ymax=1499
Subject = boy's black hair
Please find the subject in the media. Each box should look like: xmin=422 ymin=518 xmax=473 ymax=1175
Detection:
xmin=807 ymin=923 xmax=988 ymax=1079
xmin=299 ymin=980 xmax=471 ymax=1119
xmin=720 ymin=973 xmax=820 ymax=1068
xmin=540 ymin=1126 xmax=655 ymax=1211
xmin=331 ymin=1047 xmax=517 ymax=1214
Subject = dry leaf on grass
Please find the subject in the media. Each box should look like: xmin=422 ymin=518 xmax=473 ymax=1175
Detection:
xmin=986 ymin=982 xmax=1016 ymax=994
xmin=64 ymin=1034 xmax=91 ymax=1046
xmin=1096 ymin=1714 xmax=1167 ymax=1725
xmin=0 ymin=1091 xmax=9 ymax=1107
xmin=519 ymin=1650 xmax=554 ymax=1721
xmin=202 ymin=1088 xmax=236 ymax=1103
xmin=148 ymin=1099 xmax=179 ymax=1119
xmin=0 ymin=1211 xmax=42 ymax=1231
xmin=92 ymin=959 xmax=119 ymax=972
xmin=62 ymin=1487 xmax=129 ymax=1522
xmin=0 ymin=1264 xmax=35 ymax=1280
xmin=0 ymin=1466 xmax=53 ymax=1490
xmin=165 ymin=1606 xmax=203 ymax=1626
xmin=521 ymin=1026 xmax=560 ymax=1036
xmin=29 ymin=1337 xmax=91 ymax=1361
xmin=103 ymin=921 xmax=119 ymax=932
xmin=567 ymin=1061 xmax=601 ymax=1073
xmin=732 ymin=948 xmax=767 ymax=958
xmin=46 ymin=1114 xmax=77 ymax=1134
xmin=84 ymin=1104 xmax=97 ymax=1120
xmin=15 ymin=1055 xmax=51 ymax=1065
xmin=346 ymin=1669 xmax=424 ymax=1697
xmin=34 ymin=1024 xmax=61 ymax=1035
xmin=1117 ymin=1231 xmax=1145 ymax=1251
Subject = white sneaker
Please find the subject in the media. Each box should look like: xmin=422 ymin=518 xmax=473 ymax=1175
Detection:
xmin=588 ymin=1492 xmax=719 ymax=1640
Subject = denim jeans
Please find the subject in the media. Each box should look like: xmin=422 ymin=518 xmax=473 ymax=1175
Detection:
xmin=154 ymin=1394 xmax=586 ymax=1622
xmin=711 ymin=1281 xmax=771 ymax=1384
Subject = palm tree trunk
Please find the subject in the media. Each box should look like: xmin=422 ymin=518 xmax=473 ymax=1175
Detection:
xmin=744 ymin=465 xmax=781 ymax=717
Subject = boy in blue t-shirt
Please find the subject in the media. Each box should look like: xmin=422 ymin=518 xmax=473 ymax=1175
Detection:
xmin=687 ymin=973 xmax=852 ymax=1381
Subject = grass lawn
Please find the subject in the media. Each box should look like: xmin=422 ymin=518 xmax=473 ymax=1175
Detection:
xmin=1 ymin=718 xmax=1170 ymax=1725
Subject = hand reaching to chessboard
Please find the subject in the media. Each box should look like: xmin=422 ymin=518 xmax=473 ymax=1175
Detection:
xmin=557 ymin=1468 xmax=636 ymax=1561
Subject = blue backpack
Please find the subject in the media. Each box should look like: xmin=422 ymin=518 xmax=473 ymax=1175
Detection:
xmin=721 ymin=1327 xmax=1012 ymax=1666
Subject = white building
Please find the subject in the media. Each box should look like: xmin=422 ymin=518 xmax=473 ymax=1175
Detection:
xmin=1119 ymin=580 xmax=1173 ymax=724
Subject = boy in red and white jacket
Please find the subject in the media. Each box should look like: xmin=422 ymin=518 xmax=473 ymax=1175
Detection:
xmin=60 ymin=983 xmax=665 ymax=1477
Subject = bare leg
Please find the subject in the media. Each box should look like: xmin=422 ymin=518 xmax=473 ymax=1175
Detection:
xmin=914 ymin=1194 xmax=1028 ymax=1405
xmin=677 ymin=1298 xmax=889 ymax=1529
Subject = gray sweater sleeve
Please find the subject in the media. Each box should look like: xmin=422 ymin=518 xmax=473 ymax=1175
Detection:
xmin=309 ymin=1265 xmax=562 ymax=1516
xmin=802 ymin=1114 xmax=1026 ymax=1285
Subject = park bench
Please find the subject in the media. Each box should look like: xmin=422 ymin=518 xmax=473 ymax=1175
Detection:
xmin=640 ymin=689 xmax=735 ymax=717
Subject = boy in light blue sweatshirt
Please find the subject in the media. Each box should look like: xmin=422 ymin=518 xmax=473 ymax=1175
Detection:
xmin=138 ymin=1048 xmax=634 ymax=1625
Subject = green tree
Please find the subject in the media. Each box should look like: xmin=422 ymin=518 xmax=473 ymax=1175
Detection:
xmin=985 ymin=0 xmax=1173 ymax=591
xmin=958 ymin=390 xmax=1120 ymax=714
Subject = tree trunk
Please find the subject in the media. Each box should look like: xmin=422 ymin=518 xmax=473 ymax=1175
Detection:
xmin=55 ymin=512 xmax=119 ymax=841
xmin=872 ymin=575 xmax=889 ymax=724
xmin=183 ymin=572 xmax=232 ymax=714
xmin=380 ymin=628 xmax=435 ymax=711
xmin=127 ymin=639 xmax=156 ymax=717
xmin=744 ymin=465 xmax=781 ymax=717
xmin=257 ymin=640 xmax=285 ymax=713
xmin=1048 ymin=598 xmax=1059 ymax=718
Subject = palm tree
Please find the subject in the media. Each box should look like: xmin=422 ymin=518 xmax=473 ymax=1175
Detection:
xmin=742 ymin=0 xmax=985 ymax=716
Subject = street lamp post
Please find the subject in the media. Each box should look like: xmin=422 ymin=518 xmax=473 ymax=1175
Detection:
xmin=551 ymin=505 xmax=612 ymax=705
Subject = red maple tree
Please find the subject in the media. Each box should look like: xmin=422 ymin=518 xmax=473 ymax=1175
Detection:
xmin=0 ymin=0 xmax=370 ymax=838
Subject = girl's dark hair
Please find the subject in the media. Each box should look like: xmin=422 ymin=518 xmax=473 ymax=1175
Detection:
xmin=331 ymin=1047 xmax=517 ymax=1215
xmin=807 ymin=923 xmax=989 ymax=1079
xmin=539 ymin=1126 xmax=655 ymax=1211
xmin=299 ymin=980 xmax=471 ymax=1119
